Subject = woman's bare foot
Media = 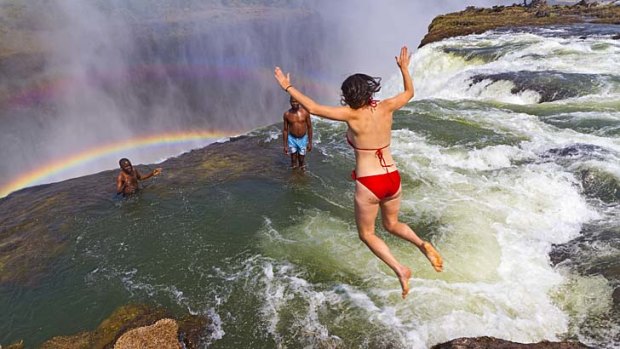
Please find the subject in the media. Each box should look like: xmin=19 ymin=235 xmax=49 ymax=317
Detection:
xmin=420 ymin=241 xmax=443 ymax=272
xmin=396 ymin=266 xmax=412 ymax=299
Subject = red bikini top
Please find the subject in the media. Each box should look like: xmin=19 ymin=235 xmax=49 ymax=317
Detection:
xmin=346 ymin=134 xmax=393 ymax=169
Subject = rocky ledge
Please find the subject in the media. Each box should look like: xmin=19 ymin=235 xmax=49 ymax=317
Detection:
xmin=31 ymin=304 xmax=210 ymax=349
xmin=432 ymin=336 xmax=591 ymax=348
xmin=419 ymin=0 xmax=620 ymax=47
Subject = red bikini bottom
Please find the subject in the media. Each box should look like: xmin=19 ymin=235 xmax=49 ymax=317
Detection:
xmin=352 ymin=170 xmax=401 ymax=200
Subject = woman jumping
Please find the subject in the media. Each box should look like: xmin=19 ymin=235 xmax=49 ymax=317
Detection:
xmin=274 ymin=46 xmax=443 ymax=299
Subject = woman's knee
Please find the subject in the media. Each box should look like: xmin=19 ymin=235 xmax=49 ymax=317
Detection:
xmin=382 ymin=219 xmax=399 ymax=232
xmin=357 ymin=229 xmax=375 ymax=243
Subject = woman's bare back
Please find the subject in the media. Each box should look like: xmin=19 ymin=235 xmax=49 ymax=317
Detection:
xmin=346 ymin=103 xmax=397 ymax=177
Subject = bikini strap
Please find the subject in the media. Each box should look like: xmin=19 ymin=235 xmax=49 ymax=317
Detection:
xmin=375 ymin=149 xmax=393 ymax=169
xmin=346 ymin=134 xmax=393 ymax=169
xmin=346 ymin=134 xmax=390 ymax=152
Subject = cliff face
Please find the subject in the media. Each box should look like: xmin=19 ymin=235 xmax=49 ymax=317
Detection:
xmin=419 ymin=2 xmax=620 ymax=47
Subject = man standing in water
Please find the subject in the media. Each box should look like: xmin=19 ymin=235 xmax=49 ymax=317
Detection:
xmin=283 ymin=96 xmax=312 ymax=170
xmin=116 ymin=158 xmax=162 ymax=196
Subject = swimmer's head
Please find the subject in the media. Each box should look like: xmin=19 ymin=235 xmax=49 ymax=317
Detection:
xmin=119 ymin=158 xmax=132 ymax=173
xmin=340 ymin=73 xmax=381 ymax=109
xmin=289 ymin=96 xmax=300 ymax=109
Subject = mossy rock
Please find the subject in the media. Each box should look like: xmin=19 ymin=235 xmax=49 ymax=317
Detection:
xmin=38 ymin=304 xmax=210 ymax=349
xmin=420 ymin=3 xmax=620 ymax=47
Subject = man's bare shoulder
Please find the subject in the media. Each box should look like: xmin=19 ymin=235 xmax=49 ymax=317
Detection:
xmin=283 ymin=110 xmax=298 ymax=120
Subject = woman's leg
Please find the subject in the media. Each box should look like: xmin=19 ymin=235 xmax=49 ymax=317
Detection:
xmin=380 ymin=190 xmax=443 ymax=272
xmin=355 ymin=182 xmax=412 ymax=298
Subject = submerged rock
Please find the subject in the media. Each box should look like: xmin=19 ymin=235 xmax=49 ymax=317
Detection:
xmin=432 ymin=336 xmax=591 ymax=348
xmin=2 ymin=340 xmax=25 ymax=349
xmin=468 ymin=71 xmax=609 ymax=103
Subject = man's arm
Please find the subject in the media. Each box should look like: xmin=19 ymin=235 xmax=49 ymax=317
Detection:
xmin=306 ymin=112 xmax=312 ymax=152
xmin=283 ymin=114 xmax=289 ymax=154
xmin=116 ymin=173 xmax=125 ymax=194
xmin=137 ymin=168 xmax=162 ymax=181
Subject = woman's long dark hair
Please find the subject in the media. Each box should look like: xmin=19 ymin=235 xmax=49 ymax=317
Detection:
xmin=340 ymin=73 xmax=381 ymax=109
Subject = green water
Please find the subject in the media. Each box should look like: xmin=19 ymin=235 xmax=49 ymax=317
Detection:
xmin=3 ymin=24 xmax=620 ymax=348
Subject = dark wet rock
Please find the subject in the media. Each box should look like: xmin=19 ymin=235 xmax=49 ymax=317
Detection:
xmin=574 ymin=0 xmax=599 ymax=8
xmin=579 ymin=168 xmax=620 ymax=203
xmin=420 ymin=3 xmax=620 ymax=47
xmin=39 ymin=304 xmax=210 ymax=349
xmin=432 ymin=336 xmax=591 ymax=348
xmin=177 ymin=314 xmax=210 ymax=348
xmin=529 ymin=0 xmax=549 ymax=8
xmin=550 ymin=222 xmax=620 ymax=291
xmin=544 ymin=143 xmax=608 ymax=159
xmin=468 ymin=71 xmax=610 ymax=103
xmin=612 ymin=34 xmax=620 ymax=39
xmin=539 ymin=144 xmax=619 ymax=203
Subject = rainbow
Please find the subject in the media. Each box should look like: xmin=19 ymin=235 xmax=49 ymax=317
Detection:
xmin=5 ymin=64 xmax=336 ymax=109
xmin=0 ymin=130 xmax=236 ymax=198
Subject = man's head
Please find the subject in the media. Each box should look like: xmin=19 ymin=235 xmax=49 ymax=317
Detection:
xmin=340 ymin=73 xmax=381 ymax=109
xmin=289 ymin=97 xmax=300 ymax=110
xmin=119 ymin=158 xmax=133 ymax=174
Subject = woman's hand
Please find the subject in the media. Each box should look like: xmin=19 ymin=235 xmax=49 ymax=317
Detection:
xmin=395 ymin=46 xmax=412 ymax=71
xmin=274 ymin=67 xmax=292 ymax=91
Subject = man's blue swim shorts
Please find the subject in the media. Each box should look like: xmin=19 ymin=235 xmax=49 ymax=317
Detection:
xmin=288 ymin=134 xmax=308 ymax=156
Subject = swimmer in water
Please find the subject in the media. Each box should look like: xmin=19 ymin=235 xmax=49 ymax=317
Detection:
xmin=116 ymin=158 xmax=162 ymax=196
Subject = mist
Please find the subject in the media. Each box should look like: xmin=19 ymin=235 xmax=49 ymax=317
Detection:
xmin=0 ymin=0 xmax=516 ymax=195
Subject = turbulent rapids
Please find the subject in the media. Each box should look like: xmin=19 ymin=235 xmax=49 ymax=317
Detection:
xmin=1 ymin=24 xmax=620 ymax=348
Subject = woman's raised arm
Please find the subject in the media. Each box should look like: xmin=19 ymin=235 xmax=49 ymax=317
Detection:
xmin=274 ymin=67 xmax=351 ymax=122
xmin=381 ymin=46 xmax=414 ymax=112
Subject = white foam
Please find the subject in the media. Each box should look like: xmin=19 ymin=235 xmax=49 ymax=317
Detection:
xmin=382 ymin=30 xmax=620 ymax=104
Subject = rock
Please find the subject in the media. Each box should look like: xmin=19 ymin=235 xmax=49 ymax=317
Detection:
xmin=114 ymin=319 xmax=181 ymax=349
xmin=39 ymin=332 xmax=92 ymax=349
xmin=529 ymin=0 xmax=548 ymax=8
xmin=574 ymin=0 xmax=598 ymax=7
xmin=419 ymin=3 xmax=620 ymax=47
xmin=39 ymin=304 xmax=210 ymax=349
xmin=612 ymin=34 xmax=620 ymax=39
xmin=2 ymin=340 xmax=25 ymax=349
xmin=178 ymin=314 xmax=210 ymax=348
xmin=431 ymin=336 xmax=592 ymax=348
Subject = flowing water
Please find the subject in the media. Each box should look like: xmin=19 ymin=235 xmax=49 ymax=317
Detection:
xmin=1 ymin=24 xmax=620 ymax=348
